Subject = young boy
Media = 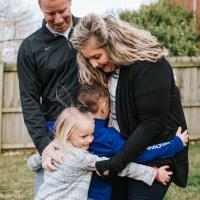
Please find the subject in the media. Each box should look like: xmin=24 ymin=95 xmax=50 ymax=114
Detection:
xmin=76 ymin=83 xmax=188 ymax=200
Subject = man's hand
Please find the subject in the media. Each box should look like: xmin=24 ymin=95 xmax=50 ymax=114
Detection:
xmin=41 ymin=140 xmax=62 ymax=171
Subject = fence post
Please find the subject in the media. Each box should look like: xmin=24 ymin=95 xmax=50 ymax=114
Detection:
xmin=0 ymin=63 xmax=4 ymax=153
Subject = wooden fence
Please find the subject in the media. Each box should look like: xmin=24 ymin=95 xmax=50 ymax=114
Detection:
xmin=0 ymin=57 xmax=200 ymax=152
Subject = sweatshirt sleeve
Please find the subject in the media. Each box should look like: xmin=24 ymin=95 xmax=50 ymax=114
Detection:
xmin=89 ymin=126 xmax=126 ymax=157
xmin=96 ymin=59 xmax=173 ymax=175
xmin=17 ymin=41 xmax=51 ymax=154
xmin=135 ymin=136 xmax=184 ymax=163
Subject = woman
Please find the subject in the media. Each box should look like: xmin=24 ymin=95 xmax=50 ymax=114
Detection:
xmin=71 ymin=14 xmax=188 ymax=200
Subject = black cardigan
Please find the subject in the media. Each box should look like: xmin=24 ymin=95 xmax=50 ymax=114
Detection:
xmin=96 ymin=57 xmax=188 ymax=187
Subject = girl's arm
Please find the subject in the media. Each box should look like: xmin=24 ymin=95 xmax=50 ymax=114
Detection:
xmin=118 ymin=162 xmax=157 ymax=186
xmin=118 ymin=163 xmax=172 ymax=186
xmin=86 ymin=150 xmax=172 ymax=186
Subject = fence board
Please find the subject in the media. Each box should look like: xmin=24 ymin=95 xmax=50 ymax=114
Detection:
xmin=2 ymin=113 xmax=33 ymax=149
xmin=0 ymin=63 xmax=4 ymax=152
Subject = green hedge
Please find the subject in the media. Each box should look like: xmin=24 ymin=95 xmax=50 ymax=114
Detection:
xmin=119 ymin=0 xmax=200 ymax=56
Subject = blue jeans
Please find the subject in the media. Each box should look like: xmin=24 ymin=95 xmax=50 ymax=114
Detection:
xmin=111 ymin=177 xmax=170 ymax=200
xmin=34 ymin=120 xmax=56 ymax=194
xmin=35 ymin=168 xmax=44 ymax=194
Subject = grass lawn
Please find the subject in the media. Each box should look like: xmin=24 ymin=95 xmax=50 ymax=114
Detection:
xmin=0 ymin=151 xmax=34 ymax=200
xmin=164 ymin=143 xmax=200 ymax=200
xmin=0 ymin=143 xmax=199 ymax=200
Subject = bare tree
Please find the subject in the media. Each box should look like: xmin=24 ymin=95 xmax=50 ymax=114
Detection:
xmin=0 ymin=0 xmax=42 ymax=62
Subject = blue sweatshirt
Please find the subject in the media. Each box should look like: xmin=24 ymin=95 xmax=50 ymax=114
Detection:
xmin=88 ymin=119 xmax=184 ymax=200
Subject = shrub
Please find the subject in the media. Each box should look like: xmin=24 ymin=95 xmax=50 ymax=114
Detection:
xmin=119 ymin=0 xmax=200 ymax=56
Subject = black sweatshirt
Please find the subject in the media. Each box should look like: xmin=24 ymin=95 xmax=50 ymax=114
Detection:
xmin=96 ymin=57 xmax=188 ymax=187
xmin=17 ymin=16 xmax=80 ymax=154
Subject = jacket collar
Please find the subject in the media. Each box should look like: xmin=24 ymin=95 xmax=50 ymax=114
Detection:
xmin=42 ymin=15 xmax=80 ymax=42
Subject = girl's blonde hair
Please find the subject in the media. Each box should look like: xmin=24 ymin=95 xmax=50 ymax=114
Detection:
xmin=71 ymin=13 xmax=168 ymax=86
xmin=55 ymin=107 xmax=93 ymax=151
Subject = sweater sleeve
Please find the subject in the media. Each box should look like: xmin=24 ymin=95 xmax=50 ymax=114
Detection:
xmin=118 ymin=163 xmax=156 ymax=186
xmin=96 ymin=59 xmax=172 ymax=175
xmin=17 ymin=42 xmax=51 ymax=154
xmin=135 ymin=136 xmax=184 ymax=163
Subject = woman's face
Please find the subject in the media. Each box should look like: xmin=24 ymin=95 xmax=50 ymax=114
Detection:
xmin=80 ymin=36 xmax=117 ymax=73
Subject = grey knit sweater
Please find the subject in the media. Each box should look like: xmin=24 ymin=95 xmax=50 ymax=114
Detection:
xmin=35 ymin=144 xmax=156 ymax=200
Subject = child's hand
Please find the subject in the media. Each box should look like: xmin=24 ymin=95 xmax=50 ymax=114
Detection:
xmin=88 ymin=162 xmax=96 ymax=170
xmin=176 ymin=127 xmax=189 ymax=146
xmin=156 ymin=165 xmax=173 ymax=185
xmin=88 ymin=163 xmax=109 ymax=176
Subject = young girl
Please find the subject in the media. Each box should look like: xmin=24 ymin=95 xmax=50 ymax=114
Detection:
xmin=35 ymin=107 xmax=171 ymax=200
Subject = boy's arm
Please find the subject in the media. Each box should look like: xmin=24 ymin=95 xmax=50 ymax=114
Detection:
xmin=135 ymin=136 xmax=184 ymax=163
xmin=92 ymin=121 xmax=184 ymax=162
xmin=118 ymin=163 xmax=156 ymax=186
xmin=91 ymin=124 xmax=183 ymax=162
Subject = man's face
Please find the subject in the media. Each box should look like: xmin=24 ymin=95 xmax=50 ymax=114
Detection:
xmin=39 ymin=0 xmax=72 ymax=33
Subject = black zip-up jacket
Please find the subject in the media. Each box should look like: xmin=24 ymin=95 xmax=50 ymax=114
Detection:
xmin=17 ymin=16 xmax=80 ymax=154
xmin=96 ymin=58 xmax=188 ymax=187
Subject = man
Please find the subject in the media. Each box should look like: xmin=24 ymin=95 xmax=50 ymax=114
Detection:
xmin=17 ymin=0 xmax=79 ymax=192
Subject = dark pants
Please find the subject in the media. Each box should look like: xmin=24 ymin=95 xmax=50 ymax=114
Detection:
xmin=111 ymin=177 xmax=170 ymax=200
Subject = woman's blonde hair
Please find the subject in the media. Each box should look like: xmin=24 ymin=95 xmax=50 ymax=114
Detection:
xmin=71 ymin=13 xmax=167 ymax=86
xmin=55 ymin=107 xmax=93 ymax=151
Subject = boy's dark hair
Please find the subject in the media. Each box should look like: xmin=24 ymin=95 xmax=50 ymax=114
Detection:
xmin=77 ymin=83 xmax=109 ymax=114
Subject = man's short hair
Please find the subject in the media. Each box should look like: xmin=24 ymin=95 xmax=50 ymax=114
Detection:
xmin=77 ymin=83 xmax=109 ymax=114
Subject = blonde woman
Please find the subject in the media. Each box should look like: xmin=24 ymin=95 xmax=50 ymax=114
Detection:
xmin=71 ymin=14 xmax=188 ymax=200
